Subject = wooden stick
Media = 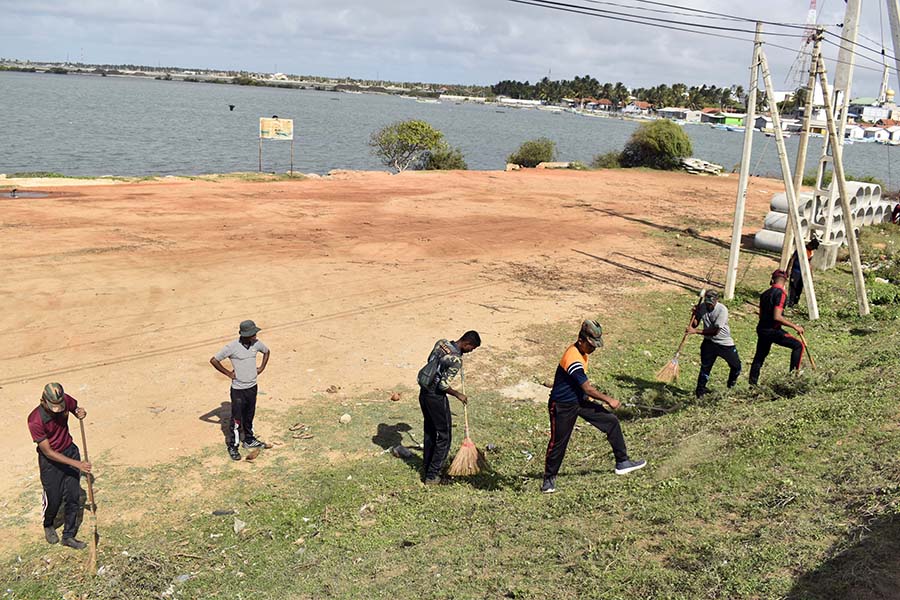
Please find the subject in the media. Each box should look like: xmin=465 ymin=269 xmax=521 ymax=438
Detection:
xmin=78 ymin=419 xmax=98 ymax=575
xmin=799 ymin=332 xmax=817 ymax=370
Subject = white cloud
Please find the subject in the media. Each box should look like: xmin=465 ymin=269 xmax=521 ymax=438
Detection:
xmin=0 ymin=0 xmax=894 ymax=94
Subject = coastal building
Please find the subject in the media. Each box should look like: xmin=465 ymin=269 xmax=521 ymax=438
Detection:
xmin=700 ymin=108 xmax=721 ymax=123
xmin=705 ymin=112 xmax=747 ymax=127
xmin=886 ymin=126 xmax=900 ymax=142
xmin=845 ymin=124 xmax=866 ymax=140
xmin=863 ymin=126 xmax=889 ymax=142
xmin=622 ymin=101 xmax=652 ymax=115
xmin=849 ymin=97 xmax=892 ymax=122
xmin=596 ymin=98 xmax=614 ymax=111
xmin=657 ymin=107 xmax=701 ymax=122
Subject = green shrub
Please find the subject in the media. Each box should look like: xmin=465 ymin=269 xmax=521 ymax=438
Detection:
xmin=507 ymin=138 xmax=557 ymax=168
xmin=370 ymin=120 xmax=446 ymax=172
xmin=801 ymin=171 xmax=884 ymax=189
xmin=567 ymin=161 xmax=590 ymax=171
xmin=868 ymin=280 xmax=900 ymax=305
xmin=620 ymin=120 xmax=692 ymax=170
xmin=423 ymin=145 xmax=468 ymax=170
xmin=591 ymin=152 xmax=622 ymax=169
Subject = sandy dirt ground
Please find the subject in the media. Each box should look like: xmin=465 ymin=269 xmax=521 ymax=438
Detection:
xmin=0 ymin=169 xmax=777 ymax=549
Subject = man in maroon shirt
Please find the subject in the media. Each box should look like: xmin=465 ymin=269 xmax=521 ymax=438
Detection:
xmin=26 ymin=383 xmax=92 ymax=549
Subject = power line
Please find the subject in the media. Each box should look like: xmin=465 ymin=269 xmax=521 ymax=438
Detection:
xmin=505 ymin=0 xmax=760 ymax=43
xmin=510 ymin=0 xmax=808 ymax=38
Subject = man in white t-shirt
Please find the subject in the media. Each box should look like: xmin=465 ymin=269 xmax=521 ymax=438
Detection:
xmin=210 ymin=320 xmax=271 ymax=460
xmin=686 ymin=290 xmax=741 ymax=398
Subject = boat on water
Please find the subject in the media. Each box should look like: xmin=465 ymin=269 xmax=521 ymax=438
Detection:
xmin=416 ymin=98 xmax=440 ymax=104
xmin=726 ymin=125 xmax=746 ymax=133
xmin=713 ymin=124 xmax=729 ymax=131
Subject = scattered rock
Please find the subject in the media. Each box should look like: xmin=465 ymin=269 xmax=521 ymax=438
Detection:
xmin=326 ymin=385 xmax=340 ymax=394
xmin=642 ymin=350 xmax=653 ymax=358
xmin=233 ymin=518 xmax=247 ymax=535
xmin=505 ymin=163 xmax=521 ymax=171
xmin=245 ymin=448 xmax=261 ymax=461
xmin=212 ymin=509 xmax=235 ymax=516
xmin=339 ymin=413 xmax=352 ymax=424
xmin=535 ymin=161 xmax=571 ymax=169
xmin=875 ymin=277 xmax=890 ymax=284
xmin=390 ymin=392 xmax=402 ymax=402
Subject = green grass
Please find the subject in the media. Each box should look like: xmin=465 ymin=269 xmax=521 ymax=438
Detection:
xmin=4 ymin=230 xmax=900 ymax=600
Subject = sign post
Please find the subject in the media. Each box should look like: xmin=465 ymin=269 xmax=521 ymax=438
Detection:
xmin=258 ymin=117 xmax=295 ymax=174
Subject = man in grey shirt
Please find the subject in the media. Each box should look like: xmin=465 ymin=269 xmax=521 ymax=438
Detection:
xmin=686 ymin=290 xmax=741 ymax=398
xmin=210 ymin=320 xmax=271 ymax=460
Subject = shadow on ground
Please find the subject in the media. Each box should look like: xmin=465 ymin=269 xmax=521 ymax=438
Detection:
xmin=787 ymin=512 xmax=900 ymax=600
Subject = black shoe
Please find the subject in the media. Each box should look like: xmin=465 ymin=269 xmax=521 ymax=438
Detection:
xmin=423 ymin=476 xmax=442 ymax=486
xmin=615 ymin=459 xmax=647 ymax=475
xmin=44 ymin=526 xmax=59 ymax=544
xmin=540 ymin=477 xmax=557 ymax=494
xmin=61 ymin=537 xmax=86 ymax=550
xmin=227 ymin=445 xmax=241 ymax=461
xmin=242 ymin=438 xmax=264 ymax=449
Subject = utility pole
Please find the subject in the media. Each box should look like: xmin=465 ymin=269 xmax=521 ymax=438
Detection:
xmin=886 ymin=0 xmax=900 ymax=84
xmin=815 ymin=52 xmax=871 ymax=316
xmin=759 ymin=45 xmax=820 ymax=319
xmin=724 ymin=23 xmax=762 ymax=301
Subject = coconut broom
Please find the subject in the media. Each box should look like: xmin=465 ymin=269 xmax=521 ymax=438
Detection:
xmin=447 ymin=366 xmax=487 ymax=477
xmin=78 ymin=419 xmax=99 ymax=576
xmin=656 ymin=288 xmax=707 ymax=383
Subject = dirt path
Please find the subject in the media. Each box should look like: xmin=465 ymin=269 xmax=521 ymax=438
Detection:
xmin=0 ymin=169 xmax=777 ymax=549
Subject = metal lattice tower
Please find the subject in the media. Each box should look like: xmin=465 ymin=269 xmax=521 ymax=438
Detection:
xmin=786 ymin=0 xmax=818 ymax=89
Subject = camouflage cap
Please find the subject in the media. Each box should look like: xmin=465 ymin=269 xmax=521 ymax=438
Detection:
xmin=41 ymin=382 xmax=66 ymax=413
xmin=579 ymin=319 xmax=604 ymax=347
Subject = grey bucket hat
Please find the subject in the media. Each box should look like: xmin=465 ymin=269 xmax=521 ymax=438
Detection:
xmin=239 ymin=320 xmax=261 ymax=337
xmin=579 ymin=319 xmax=604 ymax=347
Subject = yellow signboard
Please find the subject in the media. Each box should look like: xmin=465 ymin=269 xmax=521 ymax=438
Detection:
xmin=259 ymin=118 xmax=294 ymax=140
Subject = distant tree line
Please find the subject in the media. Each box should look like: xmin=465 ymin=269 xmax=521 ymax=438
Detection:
xmin=489 ymin=76 xmax=747 ymax=110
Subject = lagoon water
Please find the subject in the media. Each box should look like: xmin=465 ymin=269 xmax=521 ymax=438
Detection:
xmin=3 ymin=71 xmax=900 ymax=186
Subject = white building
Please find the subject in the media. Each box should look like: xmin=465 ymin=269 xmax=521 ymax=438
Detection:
xmin=845 ymin=124 xmax=866 ymax=140
xmin=863 ymin=126 xmax=889 ymax=142
xmin=657 ymin=107 xmax=701 ymax=122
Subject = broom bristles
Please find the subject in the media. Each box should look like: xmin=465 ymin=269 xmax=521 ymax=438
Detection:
xmin=655 ymin=359 xmax=680 ymax=383
xmin=447 ymin=436 xmax=488 ymax=476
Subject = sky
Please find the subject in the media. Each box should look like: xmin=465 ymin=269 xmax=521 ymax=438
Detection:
xmin=0 ymin=0 xmax=896 ymax=95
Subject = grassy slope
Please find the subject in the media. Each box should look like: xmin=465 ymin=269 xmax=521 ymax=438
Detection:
xmin=3 ymin=228 xmax=900 ymax=600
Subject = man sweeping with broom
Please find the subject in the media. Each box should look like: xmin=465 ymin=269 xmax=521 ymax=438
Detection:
xmin=542 ymin=320 xmax=646 ymax=494
xmin=27 ymin=383 xmax=92 ymax=550
xmin=416 ymin=331 xmax=481 ymax=485
xmin=686 ymin=290 xmax=742 ymax=398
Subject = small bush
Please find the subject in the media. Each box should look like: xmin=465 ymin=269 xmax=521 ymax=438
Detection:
xmin=507 ymin=138 xmax=557 ymax=168
xmin=802 ymin=171 xmax=884 ymax=189
xmin=370 ymin=120 xmax=446 ymax=172
xmin=568 ymin=161 xmax=590 ymax=171
xmin=591 ymin=152 xmax=622 ymax=169
xmin=423 ymin=145 xmax=468 ymax=170
xmin=620 ymin=120 xmax=692 ymax=170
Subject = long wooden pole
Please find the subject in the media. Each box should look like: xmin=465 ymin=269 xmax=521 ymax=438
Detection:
xmin=725 ymin=22 xmax=762 ymax=301
xmin=759 ymin=47 xmax=820 ymax=320
xmin=78 ymin=419 xmax=98 ymax=575
xmin=815 ymin=52 xmax=871 ymax=316
xmin=780 ymin=38 xmax=821 ymax=269
xmin=258 ymin=138 xmax=262 ymax=173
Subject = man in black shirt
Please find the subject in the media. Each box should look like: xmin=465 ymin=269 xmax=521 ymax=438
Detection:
xmin=749 ymin=269 xmax=806 ymax=385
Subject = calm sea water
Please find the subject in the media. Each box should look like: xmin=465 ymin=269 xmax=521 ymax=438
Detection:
xmin=3 ymin=71 xmax=900 ymax=186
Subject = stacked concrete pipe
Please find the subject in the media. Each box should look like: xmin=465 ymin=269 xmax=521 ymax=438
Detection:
xmin=754 ymin=182 xmax=889 ymax=252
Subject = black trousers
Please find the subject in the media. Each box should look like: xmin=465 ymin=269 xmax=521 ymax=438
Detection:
xmin=544 ymin=398 xmax=629 ymax=478
xmin=419 ymin=386 xmax=452 ymax=480
xmin=226 ymin=385 xmax=258 ymax=447
xmin=39 ymin=443 xmax=81 ymax=539
xmin=749 ymin=329 xmax=804 ymax=384
xmin=695 ymin=340 xmax=742 ymax=397
xmin=788 ymin=272 xmax=804 ymax=307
